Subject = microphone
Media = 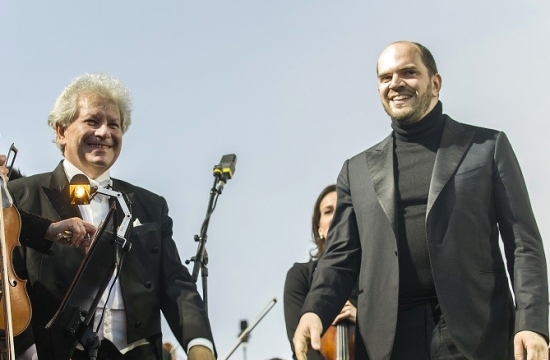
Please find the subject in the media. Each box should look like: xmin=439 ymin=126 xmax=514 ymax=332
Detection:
xmin=213 ymin=154 xmax=237 ymax=193
xmin=213 ymin=154 xmax=237 ymax=180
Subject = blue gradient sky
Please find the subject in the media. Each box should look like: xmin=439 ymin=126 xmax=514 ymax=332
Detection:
xmin=1 ymin=1 xmax=549 ymax=359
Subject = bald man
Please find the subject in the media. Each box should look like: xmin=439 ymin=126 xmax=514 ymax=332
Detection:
xmin=292 ymin=41 xmax=548 ymax=360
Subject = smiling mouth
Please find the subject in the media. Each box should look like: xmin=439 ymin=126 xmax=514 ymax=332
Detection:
xmin=390 ymin=94 xmax=413 ymax=101
xmin=88 ymin=143 xmax=112 ymax=150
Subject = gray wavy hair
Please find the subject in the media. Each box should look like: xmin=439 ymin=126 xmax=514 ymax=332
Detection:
xmin=47 ymin=73 xmax=133 ymax=152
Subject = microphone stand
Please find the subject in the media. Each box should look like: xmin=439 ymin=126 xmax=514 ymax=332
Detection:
xmin=220 ymin=297 xmax=277 ymax=360
xmin=240 ymin=320 xmax=250 ymax=360
xmin=187 ymin=174 xmax=227 ymax=313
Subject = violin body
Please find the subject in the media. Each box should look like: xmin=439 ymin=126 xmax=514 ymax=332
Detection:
xmin=0 ymin=204 xmax=31 ymax=336
xmin=0 ymin=164 xmax=32 ymax=359
xmin=320 ymin=322 xmax=355 ymax=360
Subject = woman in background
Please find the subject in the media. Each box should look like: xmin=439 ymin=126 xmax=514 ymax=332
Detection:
xmin=284 ymin=184 xmax=357 ymax=359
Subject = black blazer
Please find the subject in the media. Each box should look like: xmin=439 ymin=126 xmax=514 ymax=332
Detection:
xmin=302 ymin=117 xmax=548 ymax=360
xmin=10 ymin=161 xmax=214 ymax=359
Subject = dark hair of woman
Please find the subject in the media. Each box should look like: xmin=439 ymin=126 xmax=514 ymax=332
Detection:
xmin=309 ymin=184 xmax=336 ymax=260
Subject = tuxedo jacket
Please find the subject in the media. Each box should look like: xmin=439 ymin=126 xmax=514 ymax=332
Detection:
xmin=9 ymin=161 xmax=214 ymax=359
xmin=302 ymin=116 xmax=548 ymax=360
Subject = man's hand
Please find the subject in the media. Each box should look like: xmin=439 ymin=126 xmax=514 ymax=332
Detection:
xmin=45 ymin=218 xmax=96 ymax=248
xmin=514 ymin=330 xmax=548 ymax=360
xmin=187 ymin=345 xmax=215 ymax=360
xmin=293 ymin=312 xmax=323 ymax=360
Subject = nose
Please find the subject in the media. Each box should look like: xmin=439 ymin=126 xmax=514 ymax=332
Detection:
xmin=94 ymin=123 xmax=110 ymax=138
xmin=388 ymin=74 xmax=404 ymax=90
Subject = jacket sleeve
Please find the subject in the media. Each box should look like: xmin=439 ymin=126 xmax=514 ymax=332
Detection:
xmin=493 ymin=132 xmax=548 ymax=339
xmin=18 ymin=210 xmax=54 ymax=253
xmin=301 ymin=160 xmax=362 ymax=331
xmin=156 ymin=196 xmax=216 ymax=354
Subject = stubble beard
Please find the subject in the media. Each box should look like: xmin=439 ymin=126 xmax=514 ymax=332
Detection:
xmin=384 ymin=83 xmax=434 ymax=126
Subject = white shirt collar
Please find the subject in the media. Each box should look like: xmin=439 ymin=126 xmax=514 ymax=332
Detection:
xmin=62 ymin=159 xmax=112 ymax=186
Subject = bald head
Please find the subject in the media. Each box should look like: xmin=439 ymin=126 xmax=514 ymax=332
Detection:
xmin=376 ymin=41 xmax=442 ymax=125
xmin=377 ymin=41 xmax=438 ymax=77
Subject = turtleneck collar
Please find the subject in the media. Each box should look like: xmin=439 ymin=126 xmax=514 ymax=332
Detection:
xmin=391 ymin=101 xmax=444 ymax=143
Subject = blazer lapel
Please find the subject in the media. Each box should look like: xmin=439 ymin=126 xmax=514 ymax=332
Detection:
xmin=366 ymin=134 xmax=397 ymax=235
xmin=427 ymin=116 xmax=475 ymax=215
xmin=42 ymin=162 xmax=82 ymax=221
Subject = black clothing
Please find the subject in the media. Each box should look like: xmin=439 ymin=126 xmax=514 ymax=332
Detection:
xmin=72 ymin=340 xmax=157 ymax=360
xmin=302 ymin=112 xmax=547 ymax=359
xmin=19 ymin=210 xmax=54 ymax=252
xmin=392 ymin=102 xmax=444 ymax=309
xmin=284 ymin=261 xmax=325 ymax=360
xmin=9 ymin=162 xmax=215 ymax=360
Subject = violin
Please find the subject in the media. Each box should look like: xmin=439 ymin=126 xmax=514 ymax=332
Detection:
xmin=320 ymin=321 xmax=355 ymax=360
xmin=0 ymin=144 xmax=31 ymax=359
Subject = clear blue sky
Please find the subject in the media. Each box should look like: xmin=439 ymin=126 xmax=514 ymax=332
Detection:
xmin=1 ymin=1 xmax=549 ymax=359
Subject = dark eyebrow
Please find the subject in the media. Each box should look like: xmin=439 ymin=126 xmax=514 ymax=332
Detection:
xmin=400 ymin=66 xmax=419 ymax=73
xmin=378 ymin=66 xmax=419 ymax=79
xmin=377 ymin=71 xmax=391 ymax=79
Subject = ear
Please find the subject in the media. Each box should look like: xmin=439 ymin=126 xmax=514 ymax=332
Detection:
xmin=432 ymin=73 xmax=442 ymax=97
xmin=56 ymin=124 xmax=67 ymax=146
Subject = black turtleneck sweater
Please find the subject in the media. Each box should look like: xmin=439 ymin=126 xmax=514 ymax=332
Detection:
xmin=392 ymin=101 xmax=445 ymax=310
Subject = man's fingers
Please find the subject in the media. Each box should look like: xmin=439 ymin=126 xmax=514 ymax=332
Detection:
xmin=513 ymin=334 xmax=526 ymax=360
xmin=514 ymin=330 xmax=548 ymax=360
xmin=82 ymin=221 xmax=97 ymax=236
xmin=47 ymin=218 xmax=96 ymax=247
xmin=293 ymin=327 xmax=310 ymax=360
xmin=293 ymin=312 xmax=323 ymax=359
xmin=309 ymin=324 xmax=322 ymax=350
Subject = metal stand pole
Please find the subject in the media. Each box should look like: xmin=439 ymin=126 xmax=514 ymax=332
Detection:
xmin=220 ymin=298 xmax=277 ymax=360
